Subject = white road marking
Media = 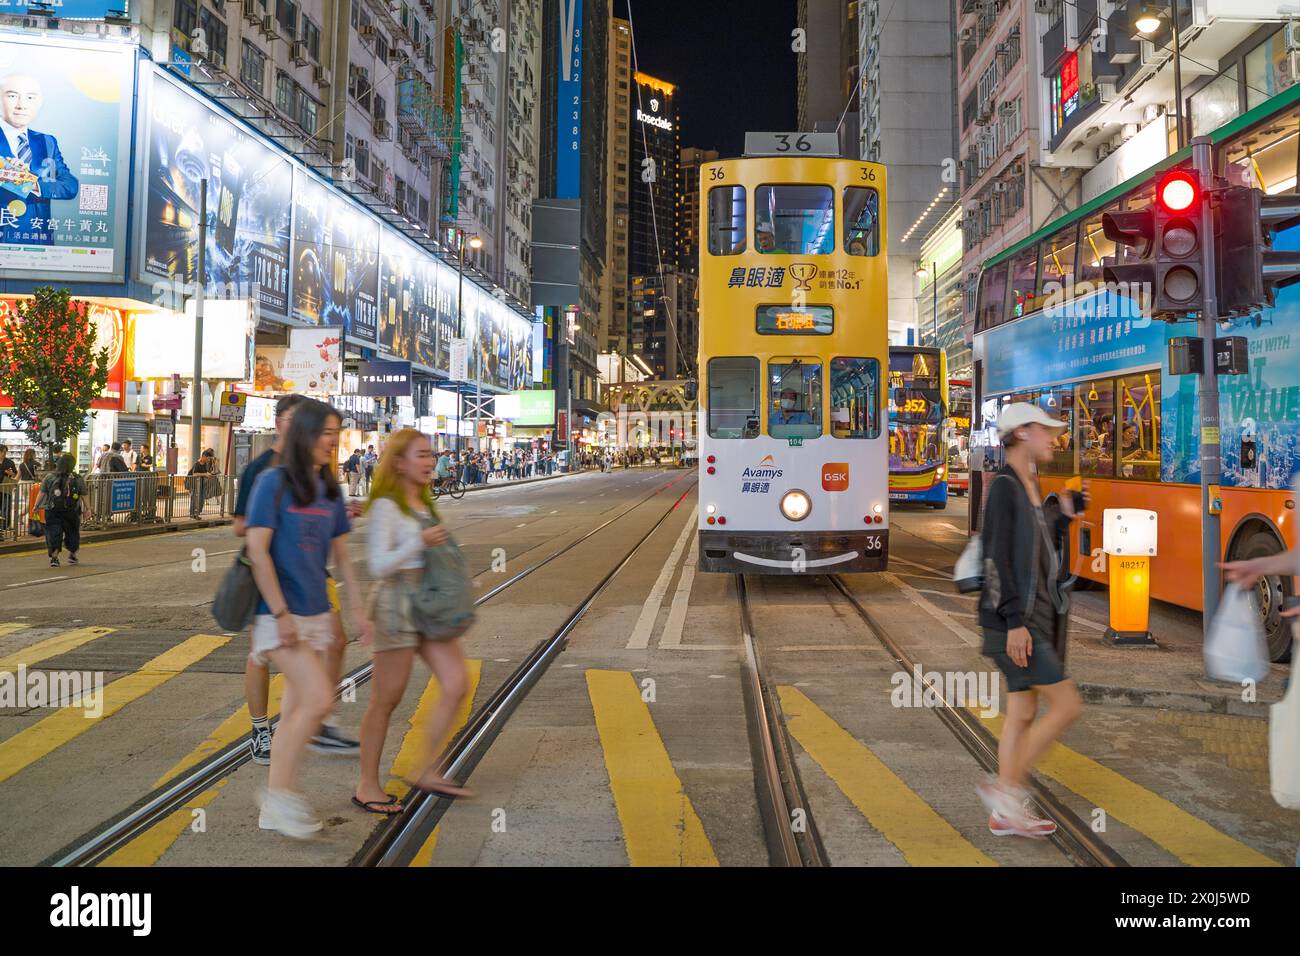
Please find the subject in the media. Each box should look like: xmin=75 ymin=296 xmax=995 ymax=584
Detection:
xmin=550 ymin=510 xmax=559 ymax=515
xmin=775 ymin=645 xmax=864 ymax=651
xmin=916 ymin=588 xmax=976 ymax=600
xmin=659 ymin=534 xmax=699 ymax=648
xmin=626 ymin=506 xmax=697 ymax=649
xmin=516 ymin=523 xmax=527 ymax=528
xmin=937 ymin=522 xmax=967 ymax=535
xmin=880 ymin=571 xmax=980 ymax=648
xmin=6 ymin=576 xmax=68 ymax=588
xmin=889 ymin=555 xmax=950 ymax=576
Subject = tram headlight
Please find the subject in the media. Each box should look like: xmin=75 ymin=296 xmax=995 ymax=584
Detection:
xmin=706 ymin=504 xmax=716 ymax=515
xmin=872 ymin=502 xmax=883 ymax=515
xmin=780 ymin=489 xmax=812 ymax=522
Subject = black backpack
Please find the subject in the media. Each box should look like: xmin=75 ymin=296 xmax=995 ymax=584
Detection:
xmin=46 ymin=474 xmax=80 ymax=513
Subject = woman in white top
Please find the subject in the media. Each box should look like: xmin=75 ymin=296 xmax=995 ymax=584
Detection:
xmin=355 ymin=428 xmax=473 ymax=813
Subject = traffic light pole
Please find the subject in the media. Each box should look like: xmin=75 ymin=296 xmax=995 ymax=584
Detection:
xmin=1192 ymin=136 xmax=1223 ymax=635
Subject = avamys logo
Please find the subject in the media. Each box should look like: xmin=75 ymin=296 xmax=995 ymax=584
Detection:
xmin=743 ymin=454 xmax=783 ymax=479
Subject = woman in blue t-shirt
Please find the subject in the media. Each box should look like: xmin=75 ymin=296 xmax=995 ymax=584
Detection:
xmin=245 ymin=399 xmax=373 ymax=839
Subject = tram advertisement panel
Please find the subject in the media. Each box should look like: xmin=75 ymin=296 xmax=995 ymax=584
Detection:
xmin=141 ymin=74 xmax=292 ymax=316
xmin=0 ymin=35 xmax=134 ymax=282
xmin=292 ymin=168 xmax=379 ymax=341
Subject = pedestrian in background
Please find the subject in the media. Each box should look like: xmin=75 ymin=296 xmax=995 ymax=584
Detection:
xmin=975 ymin=403 xmax=1085 ymax=839
xmin=187 ymin=449 xmax=217 ymax=519
xmin=356 ymin=428 xmax=473 ymax=813
xmin=363 ymin=445 xmax=378 ymax=493
xmin=92 ymin=443 xmax=110 ymax=474
xmin=37 ymin=454 xmax=85 ymax=568
xmin=244 ymin=399 xmax=371 ymax=838
xmin=344 ymin=448 xmax=363 ymax=497
xmin=120 ymin=439 xmax=136 ymax=470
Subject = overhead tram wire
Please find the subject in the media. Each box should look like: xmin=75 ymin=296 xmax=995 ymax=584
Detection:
xmin=626 ymin=1 xmax=696 ymax=382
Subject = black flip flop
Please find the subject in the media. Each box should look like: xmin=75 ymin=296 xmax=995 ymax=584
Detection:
xmin=351 ymin=794 xmax=403 ymax=815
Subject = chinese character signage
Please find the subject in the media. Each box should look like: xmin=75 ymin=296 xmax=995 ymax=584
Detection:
xmin=1060 ymin=51 xmax=1079 ymax=120
xmin=556 ymin=0 xmax=582 ymax=199
xmin=140 ymin=75 xmax=293 ymax=317
xmin=0 ymin=35 xmax=133 ymax=281
xmin=356 ymin=360 xmax=412 ymax=397
xmin=292 ymin=168 xmax=380 ymax=342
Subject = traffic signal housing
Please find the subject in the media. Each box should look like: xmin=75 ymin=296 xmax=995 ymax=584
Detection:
xmin=1102 ymin=169 xmax=1207 ymax=318
xmin=1216 ymin=184 xmax=1300 ymax=315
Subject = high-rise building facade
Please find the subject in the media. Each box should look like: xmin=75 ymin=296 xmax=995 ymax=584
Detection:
xmin=858 ymin=0 xmax=955 ymax=342
xmin=602 ymin=17 xmax=634 ymax=354
xmin=678 ymin=147 xmax=718 ymax=275
xmin=797 ymin=0 xmax=859 ymax=150
xmin=627 ymin=71 xmax=679 ymax=377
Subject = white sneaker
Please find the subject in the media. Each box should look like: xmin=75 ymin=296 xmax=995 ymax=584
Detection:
xmin=976 ymin=775 xmax=1027 ymax=819
xmin=257 ymin=788 xmax=322 ymax=839
xmin=988 ymin=802 xmax=1058 ymax=839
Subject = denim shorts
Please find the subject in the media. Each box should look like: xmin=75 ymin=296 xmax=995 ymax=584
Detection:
xmin=988 ymin=636 xmax=1066 ymax=693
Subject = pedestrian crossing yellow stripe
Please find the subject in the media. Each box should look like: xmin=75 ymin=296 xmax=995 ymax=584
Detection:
xmin=0 ymin=634 xmax=228 ymax=786
xmin=0 ymin=623 xmax=31 ymax=638
xmin=404 ymin=660 xmax=482 ymax=867
xmin=0 ymin=626 xmax=115 ymax=672
xmin=99 ymin=677 xmax=287 ymax=868
xmin=780 ymin=686 xmax=995 ymax=866
xmin=973 ymin=712 xmax=1279 ymax=867
xmin=586 ymin=669 xmax=719 ymax=867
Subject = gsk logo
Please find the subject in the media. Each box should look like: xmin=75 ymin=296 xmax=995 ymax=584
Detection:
xmin=822 ymin=463 xmax=849 ymax=491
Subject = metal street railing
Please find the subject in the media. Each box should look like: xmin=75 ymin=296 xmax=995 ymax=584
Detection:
xmin=0 ymin=472 xmax=236 ymax=543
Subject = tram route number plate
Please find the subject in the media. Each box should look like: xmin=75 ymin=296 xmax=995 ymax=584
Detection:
xmin=787 ymin=437 xmax=803 ymax=447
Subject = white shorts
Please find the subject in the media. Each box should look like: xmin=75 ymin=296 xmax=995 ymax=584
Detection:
xmin=250 ymin=612 xmax=336 ymax=666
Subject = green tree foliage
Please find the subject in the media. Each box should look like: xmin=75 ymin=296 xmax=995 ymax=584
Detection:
xmin=0 ymin=287 xmax=110 ymax=462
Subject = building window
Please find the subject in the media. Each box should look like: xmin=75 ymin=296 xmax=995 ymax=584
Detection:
xmin=302 ymin=18 xmax=321 ymax=62
xmin=276 ymin=0 xmax=298 ymax=38
xmin=198 ymin=7 xmax=228 ymax=67
xmin=241 ymin=40 xmax=266 ymax=96
xmin=174 ymin=0 xmax=197 ymax=37
xmin=1191 ymin=67 xmax=1241 ymax=137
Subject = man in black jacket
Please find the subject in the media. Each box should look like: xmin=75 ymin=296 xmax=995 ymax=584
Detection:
xmin=976 ymin=402 xmax=1085 ymax=840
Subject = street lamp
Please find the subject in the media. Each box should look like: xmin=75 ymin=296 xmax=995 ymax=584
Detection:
xmin=1134 ymin=3 xmax=1185 ymax=149
xmin=455 ymin=231 xmax=483 ymax=452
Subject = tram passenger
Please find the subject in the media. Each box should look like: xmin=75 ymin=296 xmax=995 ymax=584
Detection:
xmin=355 ymin=428 xmax=473 ymax=813
xmin=975 ymin=402 xmax=1085 ymax=838
xmin=245 ymin=399 xmax=372 ymax=838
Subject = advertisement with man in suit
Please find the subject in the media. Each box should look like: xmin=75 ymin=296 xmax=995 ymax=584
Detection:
xmin=0 ymin=35 xmax=133 ymax=280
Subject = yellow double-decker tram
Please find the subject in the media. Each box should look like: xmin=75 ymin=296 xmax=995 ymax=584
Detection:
xmin=696 ymin=133 xmax=889 ymax=574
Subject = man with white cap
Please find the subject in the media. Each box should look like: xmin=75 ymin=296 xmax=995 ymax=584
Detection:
xmin=975 ymin=402 xmax=1086 ymax=838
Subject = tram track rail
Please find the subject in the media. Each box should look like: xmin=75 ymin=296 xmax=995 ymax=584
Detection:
xmin=44 ymin=473 xmax=695 ymax=868
xmin=355 ymin=481 xmax=697 ymax=866
xmin=736 ymin=574 xmax=828 ymax=867
xmin=825 ymin=574 xmax=1127 ymax=868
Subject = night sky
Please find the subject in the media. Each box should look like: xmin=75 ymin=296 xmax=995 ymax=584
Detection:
xmin=613 ymin=0 xmax=798 ymax=158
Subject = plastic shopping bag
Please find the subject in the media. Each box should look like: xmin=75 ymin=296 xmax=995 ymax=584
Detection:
xmin=953 ymin=536 xmax=983 ymax=593
xmin=1271 ymin=662 xmax=1300 ymax=809
xmin=1203 ymin=584 xmax=1270 ymax=684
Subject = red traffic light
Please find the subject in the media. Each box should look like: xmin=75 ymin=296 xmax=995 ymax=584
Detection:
xmin=1158 ymin=170 xmax=1199 ymax=213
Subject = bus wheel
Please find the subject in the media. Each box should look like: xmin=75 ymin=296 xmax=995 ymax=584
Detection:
xmin=1233 ymin=530 xmax=1293 ymax=662
xmin=929 ymin=501 xmax=946 ymax=511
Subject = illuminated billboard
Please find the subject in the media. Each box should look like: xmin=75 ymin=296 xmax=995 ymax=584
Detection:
xmin=139 ymin=74 xmax=293 ymax=317
xmin=293 ymin=168 xmax=380 ymax=342
xmin=0 ymin=35 xmax=134 ymax=281
xmin=556 ymin=0 xmax=582 ymax=199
